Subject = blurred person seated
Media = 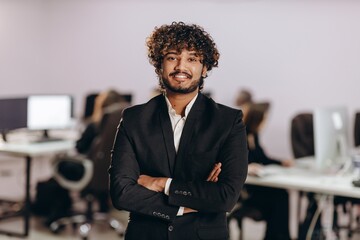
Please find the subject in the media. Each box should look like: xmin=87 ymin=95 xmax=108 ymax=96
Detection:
xmin=76 ymin=89 xmax=126 ymax=155
xmin=32 ymin=89 xmax=128 ymax=226
xmin=77 ymin=89 xmax=129 ymax=213
xmin=230 ymin=102 xmax=293 ymax=240
xmin=235 ymin=88 xmax=253 ymax=117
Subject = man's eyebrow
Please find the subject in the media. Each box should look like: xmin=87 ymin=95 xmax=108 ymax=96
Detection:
xmin=189 ymin=52 xmax=200 ymax=56
xmin=164 ymin=51 xmax=178 ymax=56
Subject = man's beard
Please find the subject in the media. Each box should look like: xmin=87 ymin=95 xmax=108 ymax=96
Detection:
xmin=161 ymin=73 xmax=201 ymax=94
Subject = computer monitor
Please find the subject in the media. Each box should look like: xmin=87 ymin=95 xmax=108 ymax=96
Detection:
xmin=314 ymin=106 xmax=349 ymax=171
xmin=83 ymin=92 xmax=132 ymax=120
xmin=0 ymin=97 xmax=28 ymax=141
xmin=27 ymin=95 xmax=73 ymax=138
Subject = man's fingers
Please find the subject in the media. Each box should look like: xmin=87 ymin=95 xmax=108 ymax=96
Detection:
xmin=206 ymin=163 xmax=222 ymax=181
xmin=209 ymin=167 xmax=221 ymax=182
xmin=206 ymin=163 xmax=219 ymax=181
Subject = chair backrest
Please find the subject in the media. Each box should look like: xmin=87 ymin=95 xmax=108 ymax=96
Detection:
xmin=86 ymin=103 xmax=128 ymax=192
xmin=290 ymin=113 xmax=315 ymax=159
xmin=355 ymin=112 xmax=360 ymax=147
xmin=52 ymin=154 xmax=94 ymax=191
xmin=83 ymin=93 xmax=99 ymax=120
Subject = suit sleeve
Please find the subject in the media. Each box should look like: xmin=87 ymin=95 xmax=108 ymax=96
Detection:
xmin=108 ymin=118 xmax=179 ymax=222
xmin=168 ymin=111 xmax=248 ymax=213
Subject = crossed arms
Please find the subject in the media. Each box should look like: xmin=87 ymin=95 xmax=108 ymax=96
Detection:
xmin=137 ymin=163 xmax=222 ymax=214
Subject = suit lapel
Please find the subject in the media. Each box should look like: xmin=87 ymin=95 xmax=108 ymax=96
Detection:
xmin=158 ymin=93 xmax=207 ymax=176
xmin=175 ymin=94 xmax=205 ymax=169
xmin=158 ymin=98 xmax=177 ymax=175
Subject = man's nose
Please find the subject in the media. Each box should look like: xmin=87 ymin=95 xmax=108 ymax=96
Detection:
xmin=174 ymin=58 xmax=187 ymax=71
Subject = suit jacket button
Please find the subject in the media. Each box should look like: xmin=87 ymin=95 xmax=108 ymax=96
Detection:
xmin=166 ymin=215 xmax=170 ymax=219
xmin=175 ymin=190 xmax=179 ymax=194
xmin=168 ymin=225 xmax=174 ymax=232
xmin=188 ymin=192 xmax=192 ymax=196
xmin=152 ymin=211 xmax=157 ymax=216
xmin=183 ymin=191 xmax=187 ymax=196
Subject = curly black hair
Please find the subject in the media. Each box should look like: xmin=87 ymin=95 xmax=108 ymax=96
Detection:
xmin=146 ymin=22 xmax=220 ymax=89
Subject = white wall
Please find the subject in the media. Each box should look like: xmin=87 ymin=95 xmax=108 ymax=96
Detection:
xmin=1 ymin=0 xmax=360 ymax=159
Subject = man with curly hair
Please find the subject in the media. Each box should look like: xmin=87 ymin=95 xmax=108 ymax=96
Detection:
xmin=109 ymin=22 xmax=248 ymax=240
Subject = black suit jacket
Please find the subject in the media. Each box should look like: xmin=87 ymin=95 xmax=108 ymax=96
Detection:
xmin=109 ymin=93 xmax=248 ymax=240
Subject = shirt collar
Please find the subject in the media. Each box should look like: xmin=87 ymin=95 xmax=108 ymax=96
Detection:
xmin=165 ymin=93 xmax=198 ymax=118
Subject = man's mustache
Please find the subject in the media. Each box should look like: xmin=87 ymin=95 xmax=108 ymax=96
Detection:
xmin=169 ymin=71 xmax=192 ymax=79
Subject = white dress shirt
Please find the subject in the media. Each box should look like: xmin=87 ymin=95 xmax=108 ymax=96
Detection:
xmin=164 ymin=93 xmax=198 ymax=216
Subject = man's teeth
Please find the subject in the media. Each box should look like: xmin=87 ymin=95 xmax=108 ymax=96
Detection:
xmin=175 ymin=74 xmax=188 ymax=79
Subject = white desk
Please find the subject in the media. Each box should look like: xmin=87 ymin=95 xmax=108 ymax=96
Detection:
xmin=245 ymin=162 xmax=360 ymax=239
xmin=0 ymin=140 xmax=75 ymax=237
xmin=0 ymin=140 xmax=75 ymax=157
xmin=246 ymin=164 xmax=360 ymax=199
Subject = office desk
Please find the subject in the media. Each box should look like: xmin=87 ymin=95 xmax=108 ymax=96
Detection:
xmin=246 ymin=165 xmax=360 ymax=199
xmin=0 ymin=140 xmax=75 ymax=237
xmin=245 ymin=163 xmax=360 ymax=239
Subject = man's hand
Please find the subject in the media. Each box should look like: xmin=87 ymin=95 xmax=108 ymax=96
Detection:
xmin=183 ymin=163 xmax=222 ymax=214
xmin=282 ymin=159 xmax=295 ymax=168
xmin=206 ymin=162 xmax=222 ymax=182
xmin=137 ymin=175 xmax=167 ymax=192
xmin=184 ymin=207 xmax=197 ymax=214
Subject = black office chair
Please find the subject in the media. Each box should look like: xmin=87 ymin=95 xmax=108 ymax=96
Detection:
xmin=49 ymin=103 xmax=128 ymax=239
xmin=83 ymin=93 xmax=99 ymax=121
xmin=355 ymin=112 xmax=360 ymax=147
xmin=226 ymin=186 xmax=267 ymax=240
xmin=49 ymin=154 xmax=124 ymax=239
xmin=85 ymin=103 xmax=128 ymax=212
xmin=291 ymin=113 xmax=314 ymax=159
xmin=291 ymin=112 xmax=360 ymax=239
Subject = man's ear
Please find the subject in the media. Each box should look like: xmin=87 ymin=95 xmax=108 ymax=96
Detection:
xmin=202 ymin=66 xmax=208 ymax=78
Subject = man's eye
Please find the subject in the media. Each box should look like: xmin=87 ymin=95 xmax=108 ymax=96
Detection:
xmin=188 ymin=58 xmax=197 ymax=62
xmin=167 ymin=56 xmax=177 ymax=61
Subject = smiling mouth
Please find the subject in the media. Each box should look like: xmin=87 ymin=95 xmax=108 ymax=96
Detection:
xmin=170 ymin=72 xmax=192 ymax=81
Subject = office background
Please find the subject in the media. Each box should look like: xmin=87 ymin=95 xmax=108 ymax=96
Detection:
xmin=1 ymin=0 xmax=360 ymax=160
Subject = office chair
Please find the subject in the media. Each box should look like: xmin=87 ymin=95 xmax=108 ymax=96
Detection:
xmin=227 ymin=198 xmax=264 ymax=240
xmin=291 ymin=112 xmax=360 ymax=239
xmin=82 ymin=92 xmax=132 ymax=122
xmin=49 ymin=154 xmax=124 ymax=239
xmin=83 ymin=93 xmax=99 ymax=121
xmin=355 ymin=112 xmax=360 ymax=147
xmin=49 ymin=104 xmax=128 ymax=239
xmin=85 ymin=103 xmax=128 ymax=206
xmin=291 ymin=113 xmax=314 ymax=159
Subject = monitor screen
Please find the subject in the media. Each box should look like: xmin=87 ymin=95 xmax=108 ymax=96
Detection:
xmin=27 ymin=95 xmax=73 ymax=130
xmin=0 ymin=97 xmax=28 ymax=131
xmin=83 ymin=92 xmax=132 ymax=119
xmin=314 ymin=106 xmax=349 ymax=171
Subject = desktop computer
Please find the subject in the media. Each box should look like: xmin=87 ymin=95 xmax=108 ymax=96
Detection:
xmin=0 ymin=95 xmax=74 ymax=142
xmin=313 ymin=106 xmax=350 ymax=172
xmin=0 ymin=97 xmax=28 ymax=141
xmin=27 ymin=95 xmax=74 ymax=141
